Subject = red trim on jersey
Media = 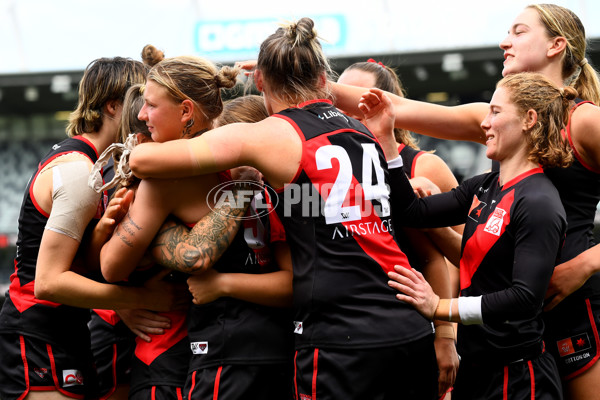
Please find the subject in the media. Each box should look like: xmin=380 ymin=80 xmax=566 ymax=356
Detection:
xmin=214 ymin=365 xmax=223 ymax=400
xmin=460 ymin=189 xmax=515 ymax=290
xmin=93 ymin=309 xmax=121 ymax=325
xmin=72 ymin=135 xmax=100 ymax=159
xmin=397 ymin=143 xmax=425 ymax=179
xmin=271 ymin=114 xmax=305 ymax=189
xmin=411 ymin=153 xmax=424 ymax=179
xmin=564 ymin=298 xmax=600 ymax=380
xmin=501 ymin=167 xmax=544 ymax=190
xmin=134 ymin=311 xmax=188 ymax=365
xmin=28 ymin=150 xmax=97 ymax=217
xmin=295 ymin=99 xmax=333 ymax=108
xmin=151 ymin=386 xmax=156 ymax=400
xmin=9 ymin=261 xmax=61 ymax=312
xmin=177 ymin=387 xmax=183 ymax=400
xmin=28 ymin=169 xmax=50 ymax=218
xmin=527 ymin=360 xmax=535 ymax=400
xmin=312 ymin=348 xmax=319 ymax=400
xmin=564 ymin=101 xmax=600 ymax=173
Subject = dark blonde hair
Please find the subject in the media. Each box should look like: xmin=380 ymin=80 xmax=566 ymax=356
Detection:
xmin=145 ymin=45 xmax=240 ymax=124
xmin=217 ymin=95 xmax=269 ymax=127
xmin=498 ymin=72 xmax=575 ymax=168
xmin=529 ymin=4 xmax=600 ymax=104
xmin=67 ymin=57 xmax=148 ymax=137
xmin=117 ymin=83 xmax=149 ymax=143
xmin=343 ymin=61 xmax=418 ymax=148
xmin=257 ymin=17 xmax=333 ymax=105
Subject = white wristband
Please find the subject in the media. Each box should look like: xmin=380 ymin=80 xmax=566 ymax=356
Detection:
xmin=458 ymin=296 xmax=483 ymax=325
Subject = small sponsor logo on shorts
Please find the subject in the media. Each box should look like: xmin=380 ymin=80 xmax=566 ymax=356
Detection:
xmin=294 ymin=321 xmax=304 ymax=334
xmin=299 ymin=394 xmax=312 ymax=400
xmin=557 ymin=333 xmax=591 ymax=357
xmin=62 ymin=369 xmax=83 ymax=387
xmin=191 ymin=341 xmax=208 ymax=354
xmin=34 ymin=367 xmax=48 ymax=379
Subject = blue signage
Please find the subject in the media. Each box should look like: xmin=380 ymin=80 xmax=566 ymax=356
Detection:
xmin=194 ymin=15 xmax=347 ymax=60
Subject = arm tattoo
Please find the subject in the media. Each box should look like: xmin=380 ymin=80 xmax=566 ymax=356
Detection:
xmin=150 ymin=188 xmax=250 ymax=274
xmin=116 ymin=213 xmax=142 ymax=247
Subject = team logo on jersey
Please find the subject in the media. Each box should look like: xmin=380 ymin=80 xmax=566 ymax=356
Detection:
xmin=468 ymin=195 xmax=487 ymax=222
xmin=299 ymin=394 xmax=312 ymax=400
xmin=34 ymin=367 xmax=48 ymax=379
xmin=483 ymin=207 xmax=506 ymax=236
xmin=62 ymin=369 xmax=84 ymax=387
xmin=294 ymin=321 xmax=304 ymax=334
xmin=190 ymin=341 xmax=209 ymax=354
xmin=557 ymin=333 xmax=591 ymax=357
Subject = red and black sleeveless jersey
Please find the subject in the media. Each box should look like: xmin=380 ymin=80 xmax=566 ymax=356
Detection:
xmin=267 ymin=100 xmax=433 ymax=350
xmin=399 ymin=168 xmax=566 ymax=361
xmin=186 ymin=189 xmax=293 ymax=369
xmin=545 ymin=99 xmax=600 ymax=298
xmin=395 ymin=144 xmax=427 ymax=269
xmin=398 ymin=143 xmax=425 ymax=180
xmin=0 ymin=136 xmax=104 ymax=347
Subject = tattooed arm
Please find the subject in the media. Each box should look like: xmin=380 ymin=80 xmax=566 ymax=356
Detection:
xmin=100 ymin=178 xmax=174 ymax=283
xmin=149 ymin=189 xmax=249 ymax=274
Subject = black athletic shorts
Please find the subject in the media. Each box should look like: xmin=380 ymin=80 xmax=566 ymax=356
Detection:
xmin=453 ymin=350 xmax=562 ymax=400
xmin=0 ymin=332 xmax=98 ymax=399
xmin=129 ymin=385 xmax=185 ymax=400
xmin=544 ymin=294 xmax=600 ymax=380
xmin=89 ymin=312 xmax=136 ymax=398
xmin=294 ymin=334 xmax=437 ymax=400
xmin=185 ymin=363 xmax=293 ymax=400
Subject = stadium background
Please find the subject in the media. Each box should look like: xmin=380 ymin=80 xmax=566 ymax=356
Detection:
xmin=1 ymin=0 xmax=600 ymax=301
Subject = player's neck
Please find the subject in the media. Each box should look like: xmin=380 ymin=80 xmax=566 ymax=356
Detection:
xmin=498 ymin=157 xmax=538 ymax=186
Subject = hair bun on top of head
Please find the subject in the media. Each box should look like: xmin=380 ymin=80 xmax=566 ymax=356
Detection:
xmin=214 ymin=65 xmax=239 ymax=89
xmin=141 ymin=44 xmax=165 ymax=67
xmin=286 ymin=17 xmax=316 ymax=45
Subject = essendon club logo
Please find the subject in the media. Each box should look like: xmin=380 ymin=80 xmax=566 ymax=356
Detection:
xmin=34 ymin=367 xmax=48 ymax=379
xmin=190 ymin=341 xmax=208 ymax=355
xmin=483 ymin=207 xmax=506 ymax=236
xmin=294 ymin=321 xmax=304 ymax=334
xmin=468 ymin=195 xmax=487 ymax=222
